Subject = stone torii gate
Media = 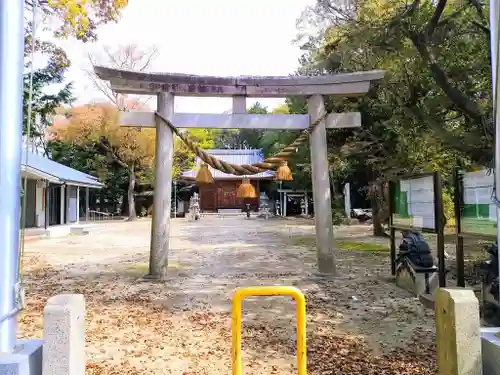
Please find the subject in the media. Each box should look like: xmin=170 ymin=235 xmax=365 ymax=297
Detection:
xmin=94 ymin=66 xmax=384 ymax=278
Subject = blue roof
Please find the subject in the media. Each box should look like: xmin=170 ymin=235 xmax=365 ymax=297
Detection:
xmin=22 ymin=151 xmax=103 ymax=188
xmin=180 ymin=149 xmax=275 ymax=180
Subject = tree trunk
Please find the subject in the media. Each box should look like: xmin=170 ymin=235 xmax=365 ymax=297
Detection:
xmin=372 ymin=196 xmax=386 ymax=236
xmin=371 ymin=183 xmax=388 ymax=237
xmin=127 ymin=165 xmax=137 ymax=221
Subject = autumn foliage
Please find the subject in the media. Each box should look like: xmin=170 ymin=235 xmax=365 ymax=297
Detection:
xmin=50 ymin=103 xmax=155 ymax=219
xmin=51 ymin=103 xmax=155 ymax=172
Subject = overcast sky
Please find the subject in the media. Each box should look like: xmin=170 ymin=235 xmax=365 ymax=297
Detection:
xmin=45 ymin=0 xmax=316 ymax=113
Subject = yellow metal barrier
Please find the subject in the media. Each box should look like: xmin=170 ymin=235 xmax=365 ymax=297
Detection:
xmin=231 ymin=286 xmax=307 ymax=375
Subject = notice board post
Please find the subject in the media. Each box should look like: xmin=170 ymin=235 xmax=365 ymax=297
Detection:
xmin=388 ymin=180 xmax=397 ymax=276
xmin=453 ymin=168 xmax=466 ymax=287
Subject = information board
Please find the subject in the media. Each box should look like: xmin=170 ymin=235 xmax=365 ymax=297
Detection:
xmin=392 ymin=175 xmax=435 ymax=230
xmin=461 ymin=169 xmax=496 ymax=236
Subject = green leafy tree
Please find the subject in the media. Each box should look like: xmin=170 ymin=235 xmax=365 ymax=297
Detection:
xmin=291 ymin=0 xmax=483 ymax=234
xmin=173 ymin=129 xmax=217 ymax=178
xmin=213 ymin=102 xmax=268 ymax=149
xmin=296 ymin=0 xmax=491 ymax=166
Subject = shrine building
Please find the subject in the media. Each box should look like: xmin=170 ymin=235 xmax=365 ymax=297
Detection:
xmin=179 ymin=149 xmax=274 ymax=212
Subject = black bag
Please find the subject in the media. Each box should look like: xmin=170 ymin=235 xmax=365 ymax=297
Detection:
xmin=398 ymin=232 xmax=435 ymax=268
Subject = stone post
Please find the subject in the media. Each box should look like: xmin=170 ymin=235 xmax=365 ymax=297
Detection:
xmin=308 ymin=95 xmax=336 ymax=275
xmin=149 ymin=92 xmax=174 ymax=279
xmin=344 ymin=182 xmax=351 ymax=219
xmin=435 ymin=288 xmax=482 ymax=375
xmin=43 ymin=294 xmax=86 ymax=375
xmin=232 ymin=96 xmax=246 ymax=114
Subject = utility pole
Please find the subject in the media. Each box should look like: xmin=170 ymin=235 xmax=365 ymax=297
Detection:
xmin=0 ymin=0 xmax=25 ymax=353
xmin=490 ymin=0 xmax=500 ymax=299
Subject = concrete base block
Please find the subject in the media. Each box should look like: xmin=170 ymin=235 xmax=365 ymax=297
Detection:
xmin=0 ymin=339 xmax=43 ymax=375
xmin=395 ymin=257 xmax=438 ymax=297
xmin=43 ymin=294 xmax=85 ymax=375
xmin=481 ymin=327 xmax=500 ymax=375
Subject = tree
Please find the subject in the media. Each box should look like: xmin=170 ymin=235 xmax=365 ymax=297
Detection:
xmin=81 ymin=43 xmax=158 ymax=218
xmin=213 ymin=102 xmax=269 ymax=149
xmin=23 ymin=16 xmax=74 ymax=153
xmin=22 ymin=0 xmax=130 ymax=152
xmin=173 ymin=129 xmax=217 ymax=178
xmin=296 ymin=0 xmax=491 ymax=166
xmin=50 ymin=103 xmax=155 ymax=220
xmin=21 ymin=0 xmax=132 ymax=218
xmin=26 ymin=0 xmax=128 ymax=42
xmin=84 ymin=43 xmax=159 ymax=110
xmin=291 ymin=0 xmax=482 ymax=235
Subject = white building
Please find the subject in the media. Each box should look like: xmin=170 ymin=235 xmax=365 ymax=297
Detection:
xmin=21 ymin=150 xmax=103 ymax=229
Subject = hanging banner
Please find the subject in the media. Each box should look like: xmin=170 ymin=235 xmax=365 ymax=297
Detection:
xmin=392 ymin=175 xmax=435 ymax=230
xmin=461 ymin=169 xmax=497 ymax=236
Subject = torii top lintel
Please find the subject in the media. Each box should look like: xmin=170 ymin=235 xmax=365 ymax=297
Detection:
xmin=94 ymin=66 xmax=385 ymax=98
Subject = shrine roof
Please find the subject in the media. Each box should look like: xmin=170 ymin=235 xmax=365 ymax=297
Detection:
xmin=179 ymin=149 xmax=275 ymax=180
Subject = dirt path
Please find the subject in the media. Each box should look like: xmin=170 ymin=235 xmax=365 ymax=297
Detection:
xmin=20 ymin=217 xmax=437 ymax=375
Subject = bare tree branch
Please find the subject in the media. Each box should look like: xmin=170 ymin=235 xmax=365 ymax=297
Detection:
xmin=84 ymin=43 xmax=159 ymax=111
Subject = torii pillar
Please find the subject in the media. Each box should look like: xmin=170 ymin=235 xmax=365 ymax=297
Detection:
xmin=94 ymin=67 xmax=385 ymax=278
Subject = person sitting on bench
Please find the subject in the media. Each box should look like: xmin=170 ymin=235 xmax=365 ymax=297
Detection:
xmin=397 ymin=230 xmax=435 ymax=269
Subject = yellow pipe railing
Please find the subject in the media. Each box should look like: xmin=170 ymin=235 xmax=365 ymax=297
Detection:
xmin=231 ymin=286 xmax=307 ymax=375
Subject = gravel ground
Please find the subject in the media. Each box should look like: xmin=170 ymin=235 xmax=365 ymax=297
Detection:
xmin=20 ymin=217 xmax=437 ymax=375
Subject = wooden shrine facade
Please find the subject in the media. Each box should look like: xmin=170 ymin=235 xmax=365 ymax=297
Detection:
xmin=179 ymin=149 xmax=274 ymax=212
xmin=200 ymin=179 xmax=259 ymax=212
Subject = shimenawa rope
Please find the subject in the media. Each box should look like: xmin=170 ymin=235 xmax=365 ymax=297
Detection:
xmin=154 ymin=111 xmax=328 ymax=176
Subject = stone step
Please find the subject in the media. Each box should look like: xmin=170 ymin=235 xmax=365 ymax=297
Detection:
xmin=217 ymin=209 xmax=243 ymax=214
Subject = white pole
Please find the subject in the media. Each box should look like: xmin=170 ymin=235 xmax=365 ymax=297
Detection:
xmin=0 ymin=0 xmax=24 ymax=353
xmin=490 ymin=0 xmax=500 ymax=298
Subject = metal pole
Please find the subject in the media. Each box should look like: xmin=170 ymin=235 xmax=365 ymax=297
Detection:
xmin=490 ymin=0 xmax=500 ymax=299
xmin=0 ymin=0 xmax=25 ymax=353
